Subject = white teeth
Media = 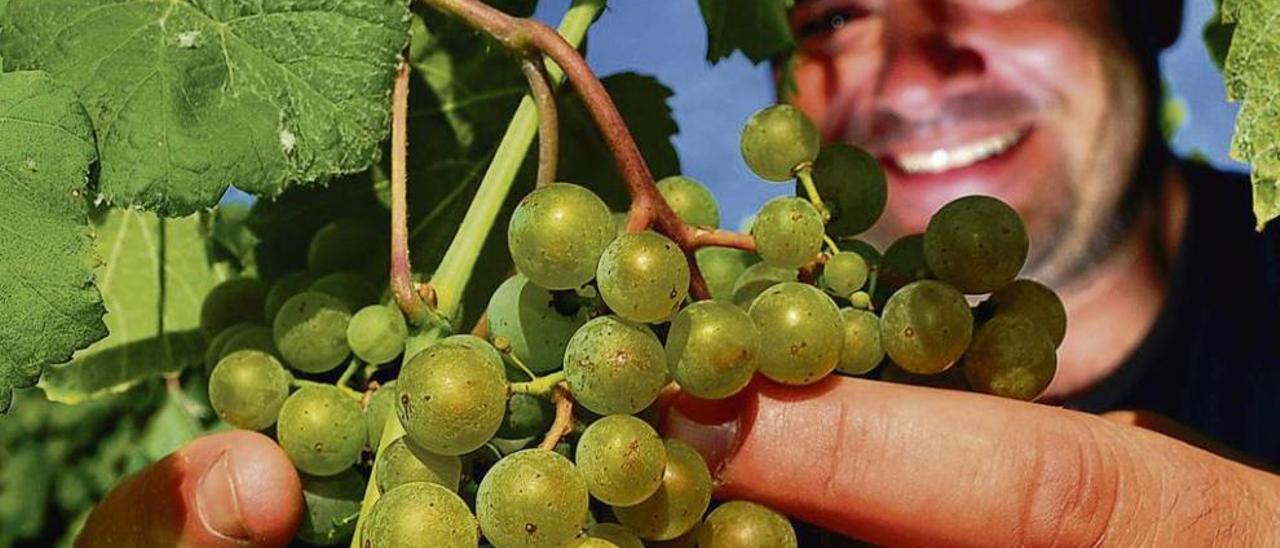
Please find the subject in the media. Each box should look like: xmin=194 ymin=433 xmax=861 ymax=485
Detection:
xmin=895 ymin=130 xmax=1024 ymax=175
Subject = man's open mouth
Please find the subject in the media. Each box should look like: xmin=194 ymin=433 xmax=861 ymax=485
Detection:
xmin=888 ymin=127 xmax=1029 ymax=175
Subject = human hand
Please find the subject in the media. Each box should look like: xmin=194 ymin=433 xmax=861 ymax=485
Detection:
xmin=664 ymin=376 xmax=1280 ymax=546
xmin=76 ymin=430 xmax=303 ymax=547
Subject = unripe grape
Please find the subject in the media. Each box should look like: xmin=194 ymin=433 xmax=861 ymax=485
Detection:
xmin=597 ymin=232 xmax=690 ymax=323
xmin=396 ymin=344 xmax=506 ymax=455
xmin=880 ymin=280 xmax=973 ymax=374
xmin=297 ymin=469 xmax=364 ymax=546
xmin=508 ymin=183 xmax=615 ymax=290
xmin=563 ymin=316 xmax=669 ymax=415
xmin=273 ymin=291 xmax=352 ymax=374
xmin=362 ymin=482 xmax=479 ymax=548
xmin=277 ymin=385 xmax=366 ymax=476
xmin=308 ymin=220 xmax=382 ymax=275
xmin=879 ymin=234 xmax=932 ymax=298
xmin=364 ymin=380 xmax=396 ymax=451
xmin=584 ymin=524 xmax=644 ymax=548
xmin=696 ymin=501 xmax=798 ymax=548
xmin=748 ymin=282 xmax=843 ymax=385
xmin=821 ymin=251 xmax=869 ymax=297
xmin=739 ymin=105 xmax=820 ymax=182
xmin=987 ymin=279 xmax=1067 ymax=347
xmin=657 ymin=175 xmax=720 ymax=228
xmin=838 ymin=308 xmax=884 ymax=376
xmin=497 ymin=393 xmax=554 ymax=439
xmin=613 ymin=439 xmax=712 ymax=541
xmin=200 ymin=278 xmax=267 ymax=338
xmin=311 ymin=271 xmax=378 ymax=312
xmin=751 ymin=197 xmax=824 ymax=270
xmin=964 ymin=315 xmax=1057 ymax=401
xmin=564 ymin=539 xmax=619 ymax=548
xmin=805 ymin=144 xmax=888 ymax=237
xmin=696 ymin=247 xmax=759 ymax=302
xmin=375 ymin=437 xmax=462 ymax=493
xmin=487 ymin=275 xmax=588 ymax=374
xmin=477 ymin=449 xmax=590 ymax=548
xmin=666 ymin=301 xmax=759 ymax=399
xmin=208 ymin=350 xmax=290 ymax=430
xmin=924 ymin=196 xmax=1028 ymax=294
xmin=576 ymin=415 xmax=667 ymax=506
xmin=730 ymin=262 xmax=796 ymax=308
xmin=436 ymin=334 xmax=505 ymax=375
xmin=264 ymin=271 xmax=313 ymax=323
xmin=204 ymin=322 xmax=257 ymax=372
xmin=346 ymin=304 xmax=407 ymax=364
xmin=219 ymin=325 xmax=278 ymax=361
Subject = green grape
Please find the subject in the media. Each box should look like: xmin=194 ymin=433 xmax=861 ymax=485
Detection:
xmin=477 ymin=449 xmax=590 ymax=548
xmin=208 ymin=350 xmax=290 ymax=431
xmin=849 ymin=291 xmax=873 ymax=310
xmin=838 ymin=308 xmax=884 ymax=376
xmin=880 ymin=234 xmax=932 ymax=293
xmin=396 ymin=344 xmax=507 ymax=456
xmin=375 ymin=437 xmax=462 ymax=493
xmin=696 ymin=247 xmax=760 ymax=302
xmin=264 ymin=271 xmax=313 ymax=323
xmin=346 ymin=305 xmax=408 ymax=365
xmin=487 ymin=275 xmax=588 ymax=374
xmin=277 ymin=385 xmax=367 ymax=476
xmin=747 ymin=282 xmax=843 ymax=385
xmin=924 ymin=195 xmax=1029 ymax=294
xmin=821 ymin=252 xmax=869 ymax=297
xmin=730 ymin=262 xmax=797 ymax=308
xmin=963 ymin=315 xmax=1057 ymax=401
xmin=842 ymin=238 xmax=883 ymax=266
xmin=564 ymin=539 xmax=618 ymax=548
xmin=273 ymin=291 xmax=352 ymax=374
xmin=584 ymin=523 xmax=644 ymax=548
xmin=597 ymin=232 xmax=690 ymax=323
xmin=297 ymin=469 xmax=364 ymax=546
xmin=308 ymin=220 xmax=382 ymax=275
xmin=696 ymin=501 xmax=798 ymax=548
xmin=666 ymin=301 xmax=760 ymax=399
xmin=203 ymin=322 xmax=257 ymax=372
xmin=219 ymin=325 xmax=279 ymax=361
xmin=613 ymin=439 xmax=712 ymax=541
xmin=311 ymin=271 xmax=378 ymax=311
xmin=739 ymin=104 xmax=820 ymax=182
xmin=437 ymin=334 xmax=505 ymax=376
xmin=879 ymin=363 xmax=969 ymax=390
xmin=804 ymin=144 xmax=888 ymax=237
xmin=751 ymin=197 xmax=824 ymax=270
xmin=497 ymin=393 xmax=554 ymax=439
xmin=576 ymin=415 xmax=667 ymax=506
xmin=200 ymin=278 xmax=267 ymax=338
xmin=880 ymin=280 xmax=974 ymax=374
xmin=987 ymin=279 xmax=1067 ymax=347
xmin=365 ymin=380 xmax=397 ymax=451
xmin=362 ymin=482 xmax=479 ymax=548
xmin=508 ymin=183 xmax=615 ymax=290
xmin=563 ymin=316 xmax=669 ymax=415
xmin=612 ymin=211 xmax=630 ymax=239
xmin=657 ymin=175 xmax=720 ymax=228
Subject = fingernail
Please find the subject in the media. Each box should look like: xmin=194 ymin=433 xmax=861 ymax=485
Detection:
xmin=196 ymin=451 xmax=251 ymax=541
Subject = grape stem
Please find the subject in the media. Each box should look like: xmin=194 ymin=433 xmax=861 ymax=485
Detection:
xmin=336 ymin=357 xmax=362 ymax=389
xmin=510 ymin=370 xmax=567 ymax=397
xmin=520 ymin=57 xmax=560 ymax=188
xmin=388 ymin=61 xmax=433 ymax=326
xmin=796 ymin=164 xmax=832 ymax=222
xmin=537 ymin=383 xmax=574 ymax=451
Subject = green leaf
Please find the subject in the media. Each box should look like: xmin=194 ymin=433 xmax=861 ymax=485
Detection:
xmin=698 ymin=0 xmax=795 ymax=64
xmin=41 ymin=210 xmax=224 ymax=404
xmin=0 ymin=69 xmax=105 ymax=414
xmin=1220 ymin=0 xmax=1280 ymax=229
xmin=0 ymin=0 xmax=411 ymax=215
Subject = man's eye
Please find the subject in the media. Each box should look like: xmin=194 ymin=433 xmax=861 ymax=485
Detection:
xmin=796 ymin=7 xmax=868 ymax=40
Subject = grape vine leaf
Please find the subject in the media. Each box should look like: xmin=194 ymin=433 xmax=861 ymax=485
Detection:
xmin=1220 ymin=0 xmax=1280 ymax=229
xmin=41 ymin=210 xmax=226 ymax=404
xmin=0 ymin=69 xmax=105 ymax=414
xmin=0 ymin=0 xmax=411 ymax=216
xmin=698 ymin=0 xmax=795 ymax=64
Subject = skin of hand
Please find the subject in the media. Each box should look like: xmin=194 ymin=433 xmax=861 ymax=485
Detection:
xmin=76 ymin=430 xmax=303 ymax=548
xmin=664 ymin=377 xmax=1280 ymax=547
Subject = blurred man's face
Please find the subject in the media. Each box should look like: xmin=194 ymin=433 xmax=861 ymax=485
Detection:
xmin=788 ymin=0 xmax=1148 ymax=284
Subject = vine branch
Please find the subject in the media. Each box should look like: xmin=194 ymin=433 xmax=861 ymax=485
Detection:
xmin=520 ymin=58 xmax=559 ymax=188
xmin=538 ymin=383 xmax=574 ymax=451
xmin=389 ymin=62 xmax=432 ymax=325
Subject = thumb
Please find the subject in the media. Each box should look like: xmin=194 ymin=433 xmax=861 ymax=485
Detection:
xmin=77 ymin=430 xmax=304 ymax=548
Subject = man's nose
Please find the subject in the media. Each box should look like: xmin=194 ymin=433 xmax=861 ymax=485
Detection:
xmin=874 ymin=2 xmax=984 ymax=120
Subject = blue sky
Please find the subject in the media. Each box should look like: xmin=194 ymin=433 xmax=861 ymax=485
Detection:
xmin=533 ymin=0 xmax=1246 ymax=228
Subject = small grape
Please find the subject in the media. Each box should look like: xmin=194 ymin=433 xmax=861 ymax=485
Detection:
xmin=508 ymin=183 xmax=615 ymax=290
xmin=804 ymin=144 xmax=888 ymax=237
xmin=563 ymin=316 xmax=669 ymax=415
xmin=208 ymin=350 xmax=290 ymax=431
xmin=821 ymin=252 xmax=869 ymax=297
xmin=297 ymin=469 xmax=364 ymax=546
xmin=311 ymin=271 xmax=378 ymax=312
xmin=838 ymin=308 xmax=884 ymax=376
xmin=436 ymin=334 xmax=506 ymax=376
xmin=751 ymin=197 xmax=824 ymax=270
xmin=277 ymin=385 xmax=367 ymax=476
xmin=476 ymin=449 xmax=590 ymax=548
xmin=219 ymin=325 xmax=279 ymax=361
xmin=880 ymin=280 xmax=974 ymax=375
xmin=739 ymin=105 xmax=820 ymax=182
xmin=200 ymin=278 xmax=267 ymax=338
xmin=987 ymin=279 xmax=1067 ymax=347
xmin=696 ymin=247 xmax=760 ymax=302
xmin=879 ymin=234 xmax=932 ymax=298
xmin=487 ymin=275 xmax=588 ymax=374
xmin=613 ymin=439 xmax=712 ymax=541
xmin=497 ymin=393 xmax=555 ymax=439
xmin=696 ymin=501 xmax=798 ymax=548
xmin=597 ymin=232 xmax=690 ymax=323
xmin=264 ymin=271 xmax=313 ymax=323
xmin=748 ymin=282 xmax=844 ymax=385
xmin=203 ymin=322 xmax=257 ymax=372
xmin=730 ymin=262 xmax=797 ymax=308
xmin=576 ymin=415 xmax=667 ymax=506
xmin=584 ymin=524 xmax=644 ymax=548
xmin=308 ymin=220 xmax=382 ymax=275
xmin=964 ymin=315 xmax=1057 ymax=401
xmin=346 ymin=305 xmax=408 ymax=365
xmin=924 ymin=196 xmax=1029 ymax=294
xmin=657 ymin=175 xmax=720 ymax=228
xmin=273 ymin=291 xmax=352 ymax=374
xmin=842 ymin=239 xmax=883 ymax=266
xmin=364 ymin=380 xmax=396 ymax=451
xmin=666 ymin=301 xmax=760 ymax=399
xmin=375 ymin=437 xmax=462 ymax=493
xmin=396 ymin=344 xmax=507 ymax=455
xmin=362 ymin=482 xmax=479 ymax=548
